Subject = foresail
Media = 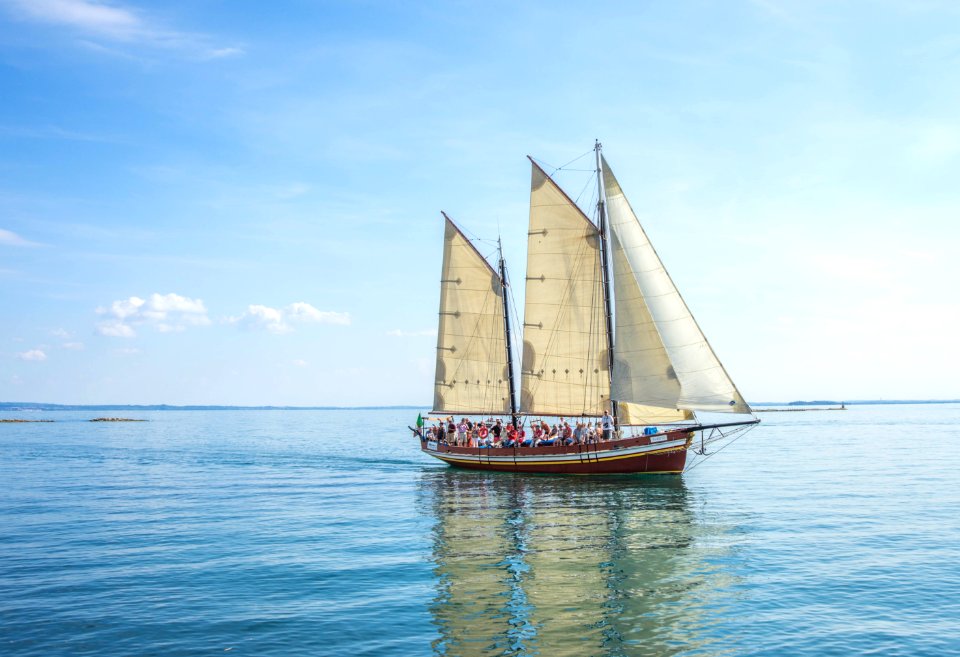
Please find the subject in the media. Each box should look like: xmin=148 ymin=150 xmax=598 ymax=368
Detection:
xmin=434 ymin=215 xmax=511 ymax=415
xmin=602 ymin=158 xmax=750 ymax=414
xmin=610 ymin=226 xmax=688 ymax=414
xmin=520 ymin=161 xmax=610 ymax=416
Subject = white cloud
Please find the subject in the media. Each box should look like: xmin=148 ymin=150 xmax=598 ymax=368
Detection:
xmin=387 ymin=328 xmax=437 ymax=337
xmin=17 ymin=349 xmax=47 ymax=361
xmin=50 ymin=328 xmax=71 ymax=338
xmin=229 ymin=302 xmax=350 ymax=334
xmin=156 ymin=295 xmax=203 ymax=313
xmin=62 ymin=341 xmax=85 ymax=350
xmin=232 ymin=304 xmax=289 ymax=334
xmin=287 ymin=302 xmax=351 ymax=325
xmin=104 ymin=295 xmax=145 ymax=319
xmin=0 ymin=228 xmax=40 ymax=247
xmin=114 ymin=347 xmax=141 ymax=355
xmin=96 ymin=292 xmax=210 ymax=337
xmin=97 ymin=320 xmax=136 ymax=337
xmin=4 ymin=0 xmax=243 ymax=58
xmin=292 ymin=359 xmax=308 ymax=367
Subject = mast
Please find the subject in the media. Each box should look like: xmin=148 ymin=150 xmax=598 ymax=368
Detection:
xmin=498 ymin=238 xmax=519 ymax=428
xmin=595 ymin=140 xmax=619 ymax=431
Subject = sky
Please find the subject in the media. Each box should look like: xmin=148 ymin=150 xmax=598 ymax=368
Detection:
xmin=1 ymin=0 xmax=959 ymax=405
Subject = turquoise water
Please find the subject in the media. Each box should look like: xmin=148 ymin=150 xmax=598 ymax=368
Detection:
xmin=1 ymin=405 xmax=958 ymax=656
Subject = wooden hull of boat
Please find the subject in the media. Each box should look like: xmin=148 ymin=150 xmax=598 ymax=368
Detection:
xmin=419 ymin=430 xmax=692 ymax=475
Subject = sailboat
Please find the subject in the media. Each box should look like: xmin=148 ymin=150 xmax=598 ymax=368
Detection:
xmin=416 ymin=142 xmax=759 ymax=474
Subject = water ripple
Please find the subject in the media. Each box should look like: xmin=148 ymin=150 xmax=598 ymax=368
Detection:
xmin=1 ymin=406 xmax=959 ymax=656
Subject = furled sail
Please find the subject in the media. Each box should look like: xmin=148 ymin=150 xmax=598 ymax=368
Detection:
xmin=618 ymin=401 xmax=693 ymax=424
xmin=602 ymin=158 xmax=750 ymax=414
xmin=520 ymin=161 xmax=610 ymax=416
xmin=433 ymin=214 xmax=511 ymax=415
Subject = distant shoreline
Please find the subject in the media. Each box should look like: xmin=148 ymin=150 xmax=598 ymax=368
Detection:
xmin=0 ymin=403 xmax=428 ymax=412
xmin=2 ymin=400 xmax=958 ymax=412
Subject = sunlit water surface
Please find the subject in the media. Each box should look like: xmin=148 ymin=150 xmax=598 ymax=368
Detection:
xmin=1 ymin=405 xmax=958 ymax=656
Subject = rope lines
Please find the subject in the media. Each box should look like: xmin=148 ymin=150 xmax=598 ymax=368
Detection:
xmin=683 ymin=422 xmax=758 ymax=473
xmin=531 ymin=149 xmax=593 ymax=175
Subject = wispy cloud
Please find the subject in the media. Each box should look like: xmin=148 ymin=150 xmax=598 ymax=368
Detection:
xmin=3 ymin=0 xmax=244 ymax=59
xmin=0 ymin=228 xmax=41 ymax=247
xmin=50 ymin=328 xmax=84 ymax=349
xmin=229 ymin=302 xmax=350 ymax=334
xmin=0 ymin=124 xmax=121 ymax=142
xmin=96 ymin=292 xmax=211 ymax=337
xmin=17 ymin=349 xmax=47 ymax=361
xmin=205 ymin=46 xmax=244 ymax=59
xmin=5 ymin=0 xmax=154 ymax=40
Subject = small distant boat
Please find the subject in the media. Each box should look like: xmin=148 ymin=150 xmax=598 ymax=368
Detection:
xmin=416 ymin=142 xmax=758 ymax=474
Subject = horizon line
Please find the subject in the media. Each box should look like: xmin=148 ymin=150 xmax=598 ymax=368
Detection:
xmin=2 ymin=399 xmax=959 ymax=411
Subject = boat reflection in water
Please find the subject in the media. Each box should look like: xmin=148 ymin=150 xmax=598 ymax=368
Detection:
xmin=419 ymin=470 xmax=740 ymax=656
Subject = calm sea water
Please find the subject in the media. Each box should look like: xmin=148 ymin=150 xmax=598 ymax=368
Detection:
xmin=1 ymin=405 xmax=958 ymax=656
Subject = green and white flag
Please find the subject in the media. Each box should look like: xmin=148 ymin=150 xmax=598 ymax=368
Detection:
xmin=416 ymin=413 xmax=424 ymax=428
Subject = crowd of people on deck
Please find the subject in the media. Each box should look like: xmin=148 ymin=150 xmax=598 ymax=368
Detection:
xmin=422 ymin=411 xmax=620 ymax=448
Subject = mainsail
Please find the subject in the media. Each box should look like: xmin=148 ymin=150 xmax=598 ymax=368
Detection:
xmin=602 ymin=158 xmax=750 ymax=414
xmin=433 ymin=214 xmax=512 ymax=415
xmin=520 ymin=161 xmax=610 ymax=417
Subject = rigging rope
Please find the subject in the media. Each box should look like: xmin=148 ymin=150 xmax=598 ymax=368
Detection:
xmin=534 ymin=149 xmax=593 ymax=175
xmin=683 ymin=423 xmax=757 ymax=473
xmin=573 ymin=173 xmax=596 ymax=207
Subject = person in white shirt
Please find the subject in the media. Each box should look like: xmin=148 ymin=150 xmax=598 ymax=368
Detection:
xmin=601 ymin=410 xmax=613 ymax=441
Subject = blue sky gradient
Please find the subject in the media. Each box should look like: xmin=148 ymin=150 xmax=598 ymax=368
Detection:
xmin=2 ymin=0 xmax=959 ymax=404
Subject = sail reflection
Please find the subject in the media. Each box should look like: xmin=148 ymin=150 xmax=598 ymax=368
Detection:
xmin=419 ymin=471 xmax=737 ymax=656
